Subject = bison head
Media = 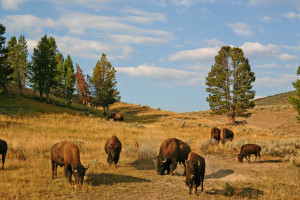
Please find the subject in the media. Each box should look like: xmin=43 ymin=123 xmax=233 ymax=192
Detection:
xmin=153 ymin=155 xmax=170 ymax=175
xmin=73 ymin=164 xmax=89 ymax=185
xmin=238 ymin=154 xmax=244 ymax=162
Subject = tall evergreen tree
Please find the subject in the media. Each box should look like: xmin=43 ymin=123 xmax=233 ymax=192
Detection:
xmin=206 ymin=46 xmax=255 ymax=124
xmin=64 ymin=54 xmax=75 ymax=108
xmin=289 ymin=66 xmax=300 ymax=121
xmin=91 ymin=53 xmax=120 ymax=114
xmin=7 ymin=35 xmax=28 ymax=95
xmin=0 ymin=24 xmax=13 ymax=94
xmin=54 ymin=51 xmax=64 ymax=97
xmin=28 ymin=35 xmax=58 ymax=101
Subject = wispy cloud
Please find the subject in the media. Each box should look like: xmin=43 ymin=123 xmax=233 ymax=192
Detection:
xmin=168 ymin=47 xmax=219 ymax=62
xmin=255 ymin=74 xmax=297 ymax=87
xmin=1 ymin=0 xmax=28 ymax=10
xmin=152 ymin=0 xmax=216 ymax=7
xmin=282 ymin=12 xmax=300 ymax=19
xmin=116 ymin=64 xmax=205 ymax=85
xmin=226 ymin=22 xmax=254 ymax=37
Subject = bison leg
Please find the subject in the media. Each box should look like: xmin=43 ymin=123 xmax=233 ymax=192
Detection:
xmin=64 ymin=166 xmax=73 ymax=184
xmin=189 ymin=186 xmax=192 ymax=195
xmin=246 ymin=155 xmax=251 ymax=163
xmin=258 ymin=154 xmax=261 ymax=163
xmin=2 ymin=153 xmax=5 ymax=169
xmin=195 ymin=186 xmax=198 ymax=195
xmin=201 ymin=176 xmax=204 ymax=192
xmin=107 ymin=154 xmax=112 ymax=168
xmin=51 ymin=160 xmax=57 ymax=179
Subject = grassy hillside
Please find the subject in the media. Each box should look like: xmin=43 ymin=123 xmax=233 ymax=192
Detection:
xmin=0 ymin=89 xmax=299 ymax=199
xmin=253 ymin=91 xmax=295 ymax=106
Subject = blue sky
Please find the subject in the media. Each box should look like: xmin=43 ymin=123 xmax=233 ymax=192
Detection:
xmin=1 ymin=0 xmax=300 ymax=112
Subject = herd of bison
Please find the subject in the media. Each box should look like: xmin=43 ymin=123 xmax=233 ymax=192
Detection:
xmin=0 ymin=125 xmax=262 ymax=195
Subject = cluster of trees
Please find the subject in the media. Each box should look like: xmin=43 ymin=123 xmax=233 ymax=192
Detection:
xmin=0 ymin=23 xmax=120 ymax=112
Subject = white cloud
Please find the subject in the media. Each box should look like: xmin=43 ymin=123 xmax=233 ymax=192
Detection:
xmin=116 ymin=64 xmax=205 ymax=85
xmin=1 ymin=0 xmax=28 ymax=10
xmin=168 ymin=47 xmax=219 ymax=62
xmin=279 ymin=53 xmax=298 ymax=60
xmin=122 ymin=8 xmax=166 ymax=23
xmin=241 ymin=42 xmax=281 ymax=59
xmin=26 ymin=39 xmax=38 ymax=52
xmin=203 ymin=38 xmax=223 ymax=46
xmin=226 ymin=22 xmax=254 ymax=37
xmin=255 ymin=63 xmax=282 ymax=68
xmin=152 ymin=0 xmax=216 ymax=7
xmin=282 ymin=12 xmax=300 ymax=19
xmin=258 ymin=16 xmax=273 ymax=23
xmin=249 ymin=0 xmax=300 ymax=8
xmin=111 ymin=34 xmax=169 ymax=45
xmin=255 ymin=74 xmax=298 ymax=87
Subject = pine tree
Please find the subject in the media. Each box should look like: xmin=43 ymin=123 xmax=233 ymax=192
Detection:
xmin=206 ymin=46 xmax=255 ymax=124
xmin=7 ymin=35 xmax=28 ymax=95
xmin=64 ymin=54 xmax=75 ymax=108
xmin=0 ymin=24 xmax=13 ymax=94
xmin=289 ymin=66 xmax=300 ymax=121
xmin=54 ymin=51 xmax=64 ymax=97
xmin=28 ymin=35 xmax=58 ymax=101
xmin=91 ymin=53 xmax=120 ymax=114
xmin=75 ymin=63 xmax=90 ymax=106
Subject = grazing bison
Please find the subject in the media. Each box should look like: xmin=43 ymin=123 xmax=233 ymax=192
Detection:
xmin=51 ymin=141 xmax=89 ymax=185
xmin=220 ymin=128 xmax=234 ymax=144
xmin=108 ymin=113 xmax=124 ymax=121
xmin=238 ymin=144 xmax=261 ymax=163
xmin=185 ymin=152 xmax=205 ymax=195
xmin=153 ymin=138 xmax=191 ymax=175
xmin=105 ymin=135 xmax=122 ymax=167
xmin=211 ymin=127 xmax=221 ymax=142
xmin=0 ymin=139 xmax=7 ymax=170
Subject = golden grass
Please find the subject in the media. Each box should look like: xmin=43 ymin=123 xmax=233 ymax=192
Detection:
xmin=0 ymin=102 xmax=299 ymax=199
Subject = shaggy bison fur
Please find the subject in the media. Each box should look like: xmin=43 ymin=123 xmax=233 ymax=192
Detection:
xmin=105 ymin=135 xmax=122 ymax=167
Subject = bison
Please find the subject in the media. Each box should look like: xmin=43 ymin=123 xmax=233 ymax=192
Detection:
xmin=108 ymin=113 xmax=124 ymax=121
xmin=211 ymin=127 xmax=221 ymax=142
xmin=185 ymin=152 xmax=205 ymax=195
xmin=153 ymin=138 xmax=191 ymax=175
xmin=0 ymin=139 xmax=7 ymax=170
xmin=220 ymin=128 xmax=234 ymax=144
xmin=105 ymin=135 xmax=122 ymax=167
xmin=51 ymin=141 xmax=89 ymax=185
xmin=238 ymin=144 xmax=261 ymax=163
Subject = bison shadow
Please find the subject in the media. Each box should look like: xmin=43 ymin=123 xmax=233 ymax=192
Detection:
xmin=87 ymin=173 xmax=151 ymax=186
xmin=205 ymin=169 xmax=234 ymax=179
xmin=259 ymin=159 xmax=282 ymax=164
xmin=206 ymin=187 xmax=263 ymax=198
xmin=128 ymin=158 xmax=155 ymax=170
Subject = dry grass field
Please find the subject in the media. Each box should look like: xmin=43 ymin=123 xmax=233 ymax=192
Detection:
xmin=0 ymin=94 xmax=299 ymax=199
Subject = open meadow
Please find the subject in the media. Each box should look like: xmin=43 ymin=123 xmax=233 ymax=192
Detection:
xmin=0 ymin=95 xmax=299 ymax=199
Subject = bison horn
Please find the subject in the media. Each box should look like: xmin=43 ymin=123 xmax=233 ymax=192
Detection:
xmin=152 ymin=158 xmax=156 ymax=164
xmin=185 ymin=160 xmax=188 ymax=165
xmin=198 ymin=161 xmax=201 ymax=166
xmin=162 ymin=157 xmax=167 ymax=163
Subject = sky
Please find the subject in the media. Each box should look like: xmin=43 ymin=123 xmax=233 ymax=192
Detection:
xmin=1 ymin=0 xmax=300 ymax=112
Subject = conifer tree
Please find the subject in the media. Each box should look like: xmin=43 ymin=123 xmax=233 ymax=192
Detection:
xmin=91 ymin=53 xmax=120 ymax=114
xmin=28 ymin=35 xmax=58 ymax=101
xmin=206 ymin=46 xmax=255 ymax=124
xmin=0 ymin=24 xmax=13 ymax=94
xmin=64 ymin=54 xmax=75 ymax=108
xmin=7 ymin=35 xmax=28 ymax=95
xmin=289 ymin=66 xmax=300 ymax=121
xmin=54 ymin=51 xmax=64 ymax=96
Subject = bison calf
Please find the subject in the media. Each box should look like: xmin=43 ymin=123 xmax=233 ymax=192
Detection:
xmin=51 ymin=141 xmax=89 ymax=185
xmin=105 ymin=135 xmax=122 ymax=168
xmin=238 ymin=144 xmax=261 ymax=163
xmin=0 ymin=139 xmax=7 ymax=169
xmin=108 ymin=113 xmax=124 ymax=121
xmin=185 ymin=152 xmax=205 ymax=195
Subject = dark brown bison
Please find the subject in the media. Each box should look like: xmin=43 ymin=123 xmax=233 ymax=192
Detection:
xmin=51 ymin=141 xmax=89 ymax=184
xmin=185 ymin=152 xmax=205 ymax=195
xmin=108 ymin=113 xmax=124 ymax=121
xmin=220 ymin=128 xmax=234 ymax=144
xmin=0 ymin=139 xmax=7 ymax=170
xmin=153 ymin=138 xmax=191 ymax=175
xmin=238 ymin=144 xmax=261 ymax=163
xmin=104 ymin=135 xmax=122 ymax=167
xmin=211 ymin=127 xmax=221 ymax=142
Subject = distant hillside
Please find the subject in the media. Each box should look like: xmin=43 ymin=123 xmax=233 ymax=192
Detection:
xmin=254 ymin=91 xmax=295 ymax=106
